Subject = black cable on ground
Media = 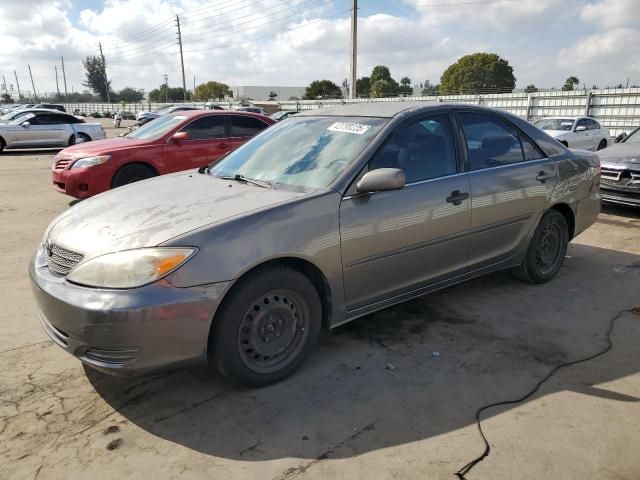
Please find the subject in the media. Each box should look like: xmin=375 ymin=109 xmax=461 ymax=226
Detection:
xmin=456 ymin=307 xmax=640 ymax=479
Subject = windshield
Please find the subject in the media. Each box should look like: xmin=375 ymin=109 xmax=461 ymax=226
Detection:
xmin=534 ymin=118 xmax=574 ymax=131
xmin=126 ymin=114 xmax=187 ymax=140
xmin=624 ymin=128 xmax=640 ymax=144
xmin=9 ymin=113 xmax=34 ymax=125
xmin=209 ymin=116 xmax=387 ymax=190
xmin=153 ymin=105 xmax=174 ymax=114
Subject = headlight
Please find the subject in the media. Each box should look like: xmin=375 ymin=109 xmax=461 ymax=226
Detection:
xmin=71 ymin=155 xmax=111 ymax=169
xmin=67 ymin=247 xmax=196 ymax=289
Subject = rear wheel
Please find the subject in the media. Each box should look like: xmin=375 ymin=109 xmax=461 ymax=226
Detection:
xmin=69 ymin=132 xmax=91 ymax=145
xmin=111 ymin=164 xmax=156 ymax=188
xmin=0 ymin=137 xmax=5 ymax=153
xmin=211 ymin=266 xmax=321 ymax=388
xmin=597 ymin=139 xmax=607 ymax=150
xmin=512 ymin=210 xmax=569 ymax=284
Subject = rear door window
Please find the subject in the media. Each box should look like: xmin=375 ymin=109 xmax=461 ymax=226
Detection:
xmin=230 ymin=115 xmax=269 ymax=137
xmin=457 ymin=112 xmax=525 ymax=170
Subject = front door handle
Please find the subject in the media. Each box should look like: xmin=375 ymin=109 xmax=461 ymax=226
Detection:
xmin=446 ymin=190 xmax=469 ymax=205
xmin=536 ymin=171 xmax=555 ymax=183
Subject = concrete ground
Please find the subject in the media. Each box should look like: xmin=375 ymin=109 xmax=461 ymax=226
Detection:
xmin=1 ymin=120 xmax=639 ymax=480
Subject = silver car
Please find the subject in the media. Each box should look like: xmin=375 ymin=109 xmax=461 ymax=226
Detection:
xmin=0 ymin=111 xmax=106 ymax=152
xmin=30 ymin=102 xmax=601 ymax=387
xmin=598 ymin=126 xmax=640 ymax=207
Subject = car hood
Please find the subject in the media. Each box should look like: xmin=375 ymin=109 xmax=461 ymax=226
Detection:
xmin=597 ymin=142 xmax=640 ymax=166
xmin=540 ymin=130 xmax=570 ymax=138
xmin=57 ymin=137 xmax=152 ymax=157
xmin=45 ymin=171 xmax=306 ymax=259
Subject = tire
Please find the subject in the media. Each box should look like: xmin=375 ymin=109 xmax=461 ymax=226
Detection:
xmin=211 ymin=266 xmax=322 ymax=388
xmin=512 ymin=210 xmax=569 ymax=284
xmin=597 ymin=139 xmax=607 ymax=151
xmin=69 ymin=132 xmax=91 ymax=145
xmin=0 ymin=137 xmax=5 ymax=153
xmin=111 ymin=164 xmax=156 ymax=188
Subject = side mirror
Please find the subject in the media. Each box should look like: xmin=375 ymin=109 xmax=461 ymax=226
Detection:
xmin=575 ymin=125 xmax=587 ymax=132
xmin=21 ymin=121 xmax=30 ymax=127
xmin=615 ymin=132 xmax=627 ymax=143
xmin=171 ymin=131 xmax=191 ymax=143
xmin=356 ymin=168 xmax=405 ymax=193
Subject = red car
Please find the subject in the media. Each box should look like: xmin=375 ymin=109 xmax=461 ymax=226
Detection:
xmin=52 ymin=110 xmax=275 ymax=199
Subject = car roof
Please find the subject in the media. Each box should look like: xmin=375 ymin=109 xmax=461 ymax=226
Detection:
xmin=295 ymin=101 xmax=445 ymax=118
xmin=166 ymin=109 xmax=275 ymax=123
xmin=538 ymin=116 xmax=582 ymax=120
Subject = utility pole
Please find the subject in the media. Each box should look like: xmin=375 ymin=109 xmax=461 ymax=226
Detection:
xmin=54 ymin=66 xmax=61 ymax=97
xmin=61 ymin=56 xmax=68 ymax=102
xmin=28 ymin=64 xmax=38 ymax=102
xmin=193 ymin=75 xmax=196 ymax=92
xmin=176 ymin=15 xmax=187 ymax=102
xmin=164 ymin=74 xmax=169 ymax=103
xmin=98 ymin=43 xmax=111 ymax=104
xmin=14 ymin=71 xmax=21 ymax=99
xmin=349 ymin=0 xmax=357 ymax=99
xmin=2 ymin=75 xmax=7 ymax=95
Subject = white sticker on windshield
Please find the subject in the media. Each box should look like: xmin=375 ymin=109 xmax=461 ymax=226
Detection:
xmin=174 ymin=115 xmax=188 ymax=119
xmin=327 ymin=122 xmax=371 ymax=135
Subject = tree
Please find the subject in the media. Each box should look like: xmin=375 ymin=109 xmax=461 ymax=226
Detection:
xmin=562 ymin=76 xmax=579 ymax=91
xmin=192 ymin=81 xmax=232 ymax=101
xmin=439 ymin=53 xmax=516 ymax=95
xmin=1 ymin=93 xmax=12 ymax=103
xmin=149 ymin=85 xmax=191 ymax=102
xmin=269 ymin=91 xmax=278 ymax=101
xmin=367 ymin=65 xmax=399 ymax=96
xmin=117 ymin=87 xmax=145 ymax=102
xmin=356 ymin=77 xmax=371 ymax=97
xmin=303 ymin=80 xmax=342 ymax=99
xmin=82 ymin=55 xmax=113 ymax=101
xmin=371 ymin=65 xmax=392 ymax=84
xmin=524 ymin=84 xmax=538 ymax=93
xmin=421 ymin=80 xmax=439 ymax=95
xmin=399 ymin=77 xmax=413 ymax=96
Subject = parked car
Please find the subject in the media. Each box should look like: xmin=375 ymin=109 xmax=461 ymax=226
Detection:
xmin=0 ymin=108 xmax=63 ymax=124
xmin=533 ymin=116 xmax=610 ymax=151
xmin=135 ymin=105 xmax=202 ymax=126
xmin=270 ymin=110 xmax=298 ymax=121
xmin=30 ymin=102 xmax=600 ymax=387
xmin=598 ymin=126 xmax=640 ymax=207
xmin=52 ymin=110 xmax=274 ymax=198
xmin=33 ymin=103 xmax=66 ymax=112
xmin=237 ymin=106 xmax=268 ymax=115
xmin=0 ymin=111 xmax=106 ymax=153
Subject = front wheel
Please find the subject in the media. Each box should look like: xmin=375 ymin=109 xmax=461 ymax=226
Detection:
xmin=512 ymin=210 xmax=569 ymax=284
xmin=211 ymin=266 xmax=322 ymax=388
xmin=111 ymin=164 xmax=156 ymax=188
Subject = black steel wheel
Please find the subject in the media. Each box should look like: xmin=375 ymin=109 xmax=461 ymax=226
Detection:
xmin=111 ymin=164 xmax=156 ymax=188
xmin=211 ymin=266 xmax=321 ymax=387
xmin=512 ymin=210 xmax=569 ymax=284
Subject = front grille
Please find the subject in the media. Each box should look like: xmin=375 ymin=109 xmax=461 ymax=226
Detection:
xmin=601 ymin=167 xmax=640 ymax=186
xmin=53 ymin=157 xmax=73 ymax=170
xmin=601 ymin=188 xmax=640 ymax=202
xmin=45 ymin=241 xmax=84 ymax=275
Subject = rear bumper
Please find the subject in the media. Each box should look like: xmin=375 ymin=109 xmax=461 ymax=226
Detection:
xmin=29 ymin=251 xmax=230 ymax=376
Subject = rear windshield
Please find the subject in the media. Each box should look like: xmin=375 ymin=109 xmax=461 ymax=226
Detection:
xmin=126 ymin=114 xmax=187 ymax=140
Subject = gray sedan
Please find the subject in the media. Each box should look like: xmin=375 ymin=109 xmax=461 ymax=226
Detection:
xmin=30 ymin=102 xmax=601 ymax=387
xmin=598 ymin=126 xmax=640 ymax=207
xmin=0 ymin=111 xmax=106 ymax=152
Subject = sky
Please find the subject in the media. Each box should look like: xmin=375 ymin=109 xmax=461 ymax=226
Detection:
xmin=1 ymin=0 xmax=638 ymax=98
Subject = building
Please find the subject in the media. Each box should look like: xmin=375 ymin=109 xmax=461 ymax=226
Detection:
xmin=232 ymin=85 xmax=306 ymax=101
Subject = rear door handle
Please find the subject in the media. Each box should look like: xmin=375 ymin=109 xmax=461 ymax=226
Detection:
xmin=446 ymin=190 xmax=469 ymax=205
xmin=536 ymin=171 xmax=555 ymax=183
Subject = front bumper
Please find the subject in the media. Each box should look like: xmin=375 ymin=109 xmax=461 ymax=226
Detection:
xmin=52 ymin=165 xmax=112 ymax=199
xmin=29 ymin=255 xmax=230 ymax=376
xmin=601 ymin=185 xmax=640 ymax=208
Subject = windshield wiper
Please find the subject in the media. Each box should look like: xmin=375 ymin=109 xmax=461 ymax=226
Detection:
xmin=215 ymin=173 xmax=273 ymax=189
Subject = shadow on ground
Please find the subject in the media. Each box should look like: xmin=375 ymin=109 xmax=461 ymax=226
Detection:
xmin=86 ymin=243 xmax=640 ymax=462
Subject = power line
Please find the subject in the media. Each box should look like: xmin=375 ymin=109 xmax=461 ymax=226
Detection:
xmin=182 ymin=0 xmax=336 ymax=47
xmin=404 ymin=0 xmax=519 ymax=6
xmin=183 ymin=8 xmax=350 ymax=54
xmin=98 ymin=17 xmax=175 ymax=46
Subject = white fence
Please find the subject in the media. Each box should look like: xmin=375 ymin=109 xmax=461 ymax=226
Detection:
xmin=64 ymin=87 xmax=640 ymax=137
xmin=277 ymin=88 xmax=640 ymax=137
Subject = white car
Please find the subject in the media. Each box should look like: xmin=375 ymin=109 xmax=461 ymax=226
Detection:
xmin=534 ymin=116 xmax=610 ymax=151
xmin=0 ymin=111 xmax=106 ymax=153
